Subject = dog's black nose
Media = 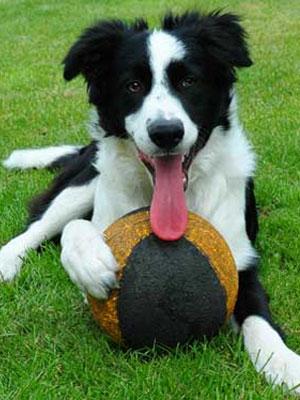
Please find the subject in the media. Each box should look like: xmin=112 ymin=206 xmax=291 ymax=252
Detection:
xmin=148 ymin=119 xmax=184 ymax=150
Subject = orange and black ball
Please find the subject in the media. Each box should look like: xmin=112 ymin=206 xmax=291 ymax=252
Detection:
xmin=88 ymin=209 xmax=238 ymax=349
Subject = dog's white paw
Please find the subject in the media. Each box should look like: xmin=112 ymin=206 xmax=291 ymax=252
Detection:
xmin=243 ymin=316 xmax=300 ymax=394
xmin=61 ymin=220 xmax=118 ymax=300
xmin=261 ymin=348 xmax=300 ymax=394
xmin=3 ymin=150 xmax=28 ymax=169
xmin=0 ymin=240 xmax=25 ymax=281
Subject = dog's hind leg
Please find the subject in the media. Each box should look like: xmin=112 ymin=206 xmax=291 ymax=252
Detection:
xmin=2 ymin=145 xmax=83 ymax=170
xmin=232 ymin=181 xmax=300 ymax=394
xmin=233 ymin=267 xmax=300 ymax=394
xmin=0 ymin=176 xmax=98 ymax=281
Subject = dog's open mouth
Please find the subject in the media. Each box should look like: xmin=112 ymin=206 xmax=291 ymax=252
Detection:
xmin=138 ymin=148 xmax=198 ymax=242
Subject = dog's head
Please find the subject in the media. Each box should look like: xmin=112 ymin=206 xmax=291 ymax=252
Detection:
xmin=63 ymin=12 xmax=252 ymax=240
xmin=64 ymin=12 xmax=251 ymax=154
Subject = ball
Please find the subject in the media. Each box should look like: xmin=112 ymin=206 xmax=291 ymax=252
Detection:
xmin=88 ymin=209 xmax=238 ymax=349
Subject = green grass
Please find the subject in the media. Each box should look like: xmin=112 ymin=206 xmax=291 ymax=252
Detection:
xmin=0 ymin=0 xmax=300 ymax=398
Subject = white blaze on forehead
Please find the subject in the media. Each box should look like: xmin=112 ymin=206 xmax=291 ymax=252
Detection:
xmin=125 ymin=29 xmax=198 ymax=157
xmin=147 ymin=30 xmax=186 ymax=84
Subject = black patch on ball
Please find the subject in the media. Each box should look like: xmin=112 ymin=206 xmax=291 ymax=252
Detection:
xmin=117 ymin=234 xmax=227 ymax=349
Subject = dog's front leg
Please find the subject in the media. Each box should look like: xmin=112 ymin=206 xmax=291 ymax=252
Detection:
xmin=60 ymin=170 xmax=148 ymax=299
xmin=234 ymin=267 xmax=300 ymax=394
xmin=61 ymin=220 xmax=118 ymax=299
xmin=61 ymin=160 xmax=150 ymax=299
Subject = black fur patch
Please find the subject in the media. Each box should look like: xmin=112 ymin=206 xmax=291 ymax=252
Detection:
xmin=28 ymin=141 xmax=98 ymax=224
xmin=245 ymin=177 xmax=259 ymax=244
xmin=234 ymin=267 xmax=285 ymax=339
xmin=163 ymin=11 xmax=252 ymax=70
xmin=163 ymin=11 xmax=252 ymax=135
xmin=63 ymin=20 xmax=151 ymax=138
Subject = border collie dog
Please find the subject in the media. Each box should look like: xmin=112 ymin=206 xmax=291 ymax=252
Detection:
xmin=1 ymin=12 xmax=300 ymax=393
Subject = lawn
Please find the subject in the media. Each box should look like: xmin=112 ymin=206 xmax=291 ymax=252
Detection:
xmin=0 ymin=0 xmax=300 ymax=398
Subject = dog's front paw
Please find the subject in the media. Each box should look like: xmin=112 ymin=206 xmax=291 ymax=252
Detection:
xmin=61 ymin=220 xmax=118 ymax=300
xmin=261 ymin=348 xmax=300 ymax=394
xmin=0 ymin=240 xmax=25 ymax=281
xmin=243 ymin=316 xmax=300 ymax=394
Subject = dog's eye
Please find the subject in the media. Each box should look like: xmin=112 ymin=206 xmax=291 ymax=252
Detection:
xmin=127 ymin=80 xmax=143 ymax=93
xmin=179 ymin=76 xmax=195 ymax=89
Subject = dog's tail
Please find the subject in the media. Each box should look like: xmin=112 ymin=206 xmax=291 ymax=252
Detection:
xmin=2 ymin=145 xmax=84 ymax=170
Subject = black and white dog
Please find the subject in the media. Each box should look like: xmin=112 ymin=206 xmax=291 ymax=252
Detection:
xmin=1 ymin=12 xmax=300 ymax=393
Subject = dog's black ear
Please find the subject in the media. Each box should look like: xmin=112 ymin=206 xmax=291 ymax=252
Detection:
xmin=63 ymin=20 xmax=128 ymax=82
xmin=163 ymin=11 xmax=252 ymax=69
xmin=198 ymin=12 xmax=252 ymax=68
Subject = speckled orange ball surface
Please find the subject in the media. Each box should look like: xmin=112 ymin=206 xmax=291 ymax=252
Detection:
xmin=88 ymin=209 xmax=238 ymax=349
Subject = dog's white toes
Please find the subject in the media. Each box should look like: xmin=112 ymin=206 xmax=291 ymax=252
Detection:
xmin=262 ymin=349 xmax=300 ymax=394
xmin=61 ymin=220 xmax=118 ymax=300
xmin=61 ymin=247 xmax=118 ymax=300
xmin=243 ymin=316 xmax=300 ymax=395
xmin=2 ymin=150 xmax=28 ymax=169
xmin=0 ymin=242 xmax=24 ymax=281
xmin=2 ymin=151 xmax=18 ymax=169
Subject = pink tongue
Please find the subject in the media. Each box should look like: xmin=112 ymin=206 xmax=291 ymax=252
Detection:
xmin=150 ymin=155 xmax=188 ymax=241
